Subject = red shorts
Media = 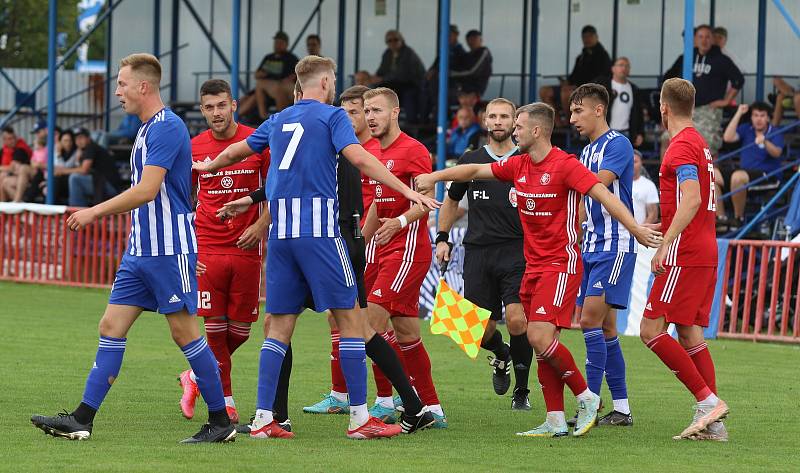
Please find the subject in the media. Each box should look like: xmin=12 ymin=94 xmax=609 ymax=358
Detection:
xmin=367 ymin=257 xmax=429 ymax=317
xmin=197 ymin=253 xmax=262 ymax=323
xmin=644 ymin=265 xmax=716 ymax=327
xmin=520 ymin=271 xmax=581 ymax=329
xmin=364 ymin=260 xmax=379 ymax=294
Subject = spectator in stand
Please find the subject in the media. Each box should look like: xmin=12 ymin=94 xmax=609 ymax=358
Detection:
xmin=771 ymin=77 xmax=799 ymax=123
xmin=19 ymin=134 xmax=49 ymax=202
xmin=370 ymin=30 xmax=426 ymax=122
xmin=712 ymin=26 xmax=741 ymax=69
xmin=48 ymin=129 xmax=79 ymax=204
xmin=595 ymin=57 xmax=645 ymax=147
xmin=105 ymin=114 xmax=142 ymax=145
xmin=468 ymin=101 xmax=489 ymax=150
xmin=353 ymin=70 xmax=372 ymax=86
xmin=446 ymin=107 xmax=480 ymax=159
xmin=425 ymin=24 xmax=467 ymax=84
xmin=664 ymin=24 xmax=744 ymax=156
xmin=539 ymin=25 xmax=612 ymax=126
xmin=450 ymin=90 xmax=480 ymax=129
xmin=306 ymin=34 xmax=322 ymax=56
xmin=631 ymin=150 xmax=659 ymax=224
xmin=67 ymin=128 xmax=119 ymax=207
xmin=0 ymin=126 xmax=34 ymax=202
xmin=247 ymin=31 xmax=299 ymax=118
xmin=716 ymin=102 xmax=785 ymax=228
xmin=450 ymin=30 xmax=493 ymax=96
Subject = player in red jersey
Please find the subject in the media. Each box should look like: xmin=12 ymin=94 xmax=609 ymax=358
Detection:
xmin=177 ymin=79 xmax=270 ymax=425
xmin=360 ymin=87 xmax=446 ymax=426
xmin=640 ymin=78 xmax=729 ymax=441
xmin=416 ymin=102 xmax=661 ymax=437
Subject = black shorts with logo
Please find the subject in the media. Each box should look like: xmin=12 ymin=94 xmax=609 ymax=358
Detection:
xmin=463 ymin=240 xmax=525 ymax=321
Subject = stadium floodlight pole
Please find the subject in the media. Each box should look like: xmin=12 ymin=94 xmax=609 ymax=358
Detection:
xmin=435 ymin=0 xmax=451 ymax=204
xmin=336 ymin=0 xmax=346 ymax=97
xmin=232 ymin=0 xmax=241 ymax=120
xmin=681 ymin=0 xmax=694 ymax=80
xmin=45 ymin=0 xmax=57 ymax=205
xmin=755 ymin=0 xmax=767 ymax=101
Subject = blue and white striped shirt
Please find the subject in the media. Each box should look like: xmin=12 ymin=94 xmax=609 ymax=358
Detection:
xmin=127 ymin=108 xmax=197 ymax=256
xmin=579 ymin=129 xmax=636 ymax=253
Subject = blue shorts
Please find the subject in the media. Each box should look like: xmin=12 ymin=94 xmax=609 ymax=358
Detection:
xmin=577 ymin=251 xmax=636 ymax=309
xmin=109 ymin=253 xmax=198 ymax=315
xmin=265 ymin=237 xmax=357 ymax=315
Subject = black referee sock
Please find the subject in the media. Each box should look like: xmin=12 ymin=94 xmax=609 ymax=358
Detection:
xmin=365 ymin=334 xmax=423 ymax=416
xmin=208 ymin=408 xmax=231 ymax=427
xmin=273 ymin=343 xmax=293 ymax=423
xmin=71 ymin=402 xmax=97 ymax=425
xmin=482 ymin=329 xmax=508 ymax=360
xmin=509 ymin=334 xmax=532 ymax=391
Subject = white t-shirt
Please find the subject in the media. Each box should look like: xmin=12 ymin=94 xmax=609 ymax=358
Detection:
xmin=632 ymin=175 xmax=659 ymax=224
xmin=610 ymin=79 xmax=634 ymax=132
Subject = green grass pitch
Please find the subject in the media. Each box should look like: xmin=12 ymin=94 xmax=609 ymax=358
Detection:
xmin=2 ymin=281 xmax=798 ymax=472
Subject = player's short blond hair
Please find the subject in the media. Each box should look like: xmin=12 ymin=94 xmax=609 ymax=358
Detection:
xmin=661 ymin=78 xmax=695 ymax=118
xmin=363 ymin=87 xmax=400 ymax=108
xmin=119 ymin=53 xmax=161 ymax=86
xmin=295 ymin=55 xmax=337 ymax=87
xmin=516 ymin=102 xmax=555 ymax=137
xmin=486 ymin=98 xmax=516 ymax=115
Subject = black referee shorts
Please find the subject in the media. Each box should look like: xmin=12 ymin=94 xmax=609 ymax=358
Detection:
xmin=303 ymin=221 xmax=368 ymax=311
xmin=463 ymin=241 xmax=525 ymax=321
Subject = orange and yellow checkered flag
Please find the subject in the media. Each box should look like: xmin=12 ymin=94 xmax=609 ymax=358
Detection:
xmin=430 ymin=278 xmax=491 ymax=359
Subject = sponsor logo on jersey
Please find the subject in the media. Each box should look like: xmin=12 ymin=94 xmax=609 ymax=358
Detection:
xmin=375 ymin=185 xmax=383 ymax=198
xmin=525 ymin=199 xmax=535 ymax=211
xmin=536 ymin=306 xmax=547 ymax=315
xmin=540 ymin=173 xmax=551 ymax=185
xmin=385 ymin=160 xmax=395 ymax=170
xmin=517 ymin=175 xmax=527 ymax=183
xmin=508 ymin=187 xmax=518 ymax=208
xmin=221 ymin=176 xmax=234 ymax=189
xmin=591 ymin=152 xmax=600 ymax=163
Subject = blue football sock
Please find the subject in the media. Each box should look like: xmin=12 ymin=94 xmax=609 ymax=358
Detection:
xmin=81 ymin=336 xmax=126 ymax=410
xmin=339 ymin=338 xmax=367 ymax=407
xmin=604 ymin=336 xmax=628 ymax=401
xmin=181 ymin=337 xmax=226 ymax=412
xmin=582 ymin=328 xmax=606 ymax=396
xmin=256 ymin=338 xmax=288 ymax=411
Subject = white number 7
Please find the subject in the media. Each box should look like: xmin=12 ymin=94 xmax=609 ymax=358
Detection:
xmin=278 ymin=122 xmax=305 ymax=170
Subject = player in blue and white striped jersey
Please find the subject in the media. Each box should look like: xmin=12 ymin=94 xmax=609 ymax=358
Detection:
xmin=569 ymin=83 xmax=637 ymax=426
xmin=30 ymin=54 xmax=234 ymax=444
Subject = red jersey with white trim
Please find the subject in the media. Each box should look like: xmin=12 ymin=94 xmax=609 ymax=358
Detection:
xmin=360 ymin=137 xmax=381 ymax=223
xmin=191 ymin=125 xmax=270 ymax=255
xmin=368 ymin=132 xmax=432 ymax=262
xmin=659 ymin=126 xmax=717 ymax=267
xmin=491 ymin=147 xmax=599 ymax=274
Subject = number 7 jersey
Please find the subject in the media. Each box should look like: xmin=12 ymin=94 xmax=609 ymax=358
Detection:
xmin=246 ymin=99 xmax=360 ymax=240
xmin=659 ymin=126 xmax=717 ymax=267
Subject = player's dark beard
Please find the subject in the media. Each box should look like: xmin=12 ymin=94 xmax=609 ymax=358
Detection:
xmin=489 ymin=128 xmax=513 ymax=144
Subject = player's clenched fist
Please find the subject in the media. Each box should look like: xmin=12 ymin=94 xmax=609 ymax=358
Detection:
xmin=66 ymin=207 xmax=98 ymax=231
xmin=414 ymin=174 xmax=436 ymax=194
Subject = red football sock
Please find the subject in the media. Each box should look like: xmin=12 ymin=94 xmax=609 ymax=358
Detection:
xmin=204 ymin=320 xmax=231 ymax=396
xmin=226 ymin=323 xmax=251 ymax=355
xmin=536 ymin=355 xmax=565 ymax=412
xmin=399 ymin=338 xmax=440 ymax=406
xmin=647 ymin=333 xmax=712 ymax=401
xmin=541 ymin=339 xmax=588 ymax=396
xmin=330 ymin=329 xmax=347 ymax=393
xmin=371 ymin=331 xmax=396 ymax=397
xmin=686 ymin=342 xmax=717 ymax=394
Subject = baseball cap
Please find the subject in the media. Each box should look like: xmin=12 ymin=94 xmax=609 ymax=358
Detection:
xmin=273 ymin=31 xmax=289 ymax=42
xmin=72 ymin=127 xmax=91 ymax=138
xmin=449 ymin=24 xmax=459 ymax=34
xmin=32 ymin=120 xmax=47 ymax=133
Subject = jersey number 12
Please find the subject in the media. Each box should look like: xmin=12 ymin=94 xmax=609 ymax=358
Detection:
xmin=278 ymin=123 xmax=305 ymax=170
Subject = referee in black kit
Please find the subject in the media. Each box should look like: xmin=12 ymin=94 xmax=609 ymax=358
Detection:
xmin=435 ymin=98 xmax=533 ymax=410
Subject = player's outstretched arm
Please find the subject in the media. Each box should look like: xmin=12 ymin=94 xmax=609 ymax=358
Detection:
xmin=374 ymin=185 xmax=434 ymax=246
xmin=414 ymin=164 xmax=495 ymax=194
xmin=341 ymin=144 xmax=440 ymax=210
xmin=649 ymin=178 xmax=701 ymax=274
xmin=587 ymin=182 xmax=663 ymax=249
xmin=192 ymin=140 xmax=255 ymax=174
xmin=66 ymin=165 xmax=167 ymax=231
